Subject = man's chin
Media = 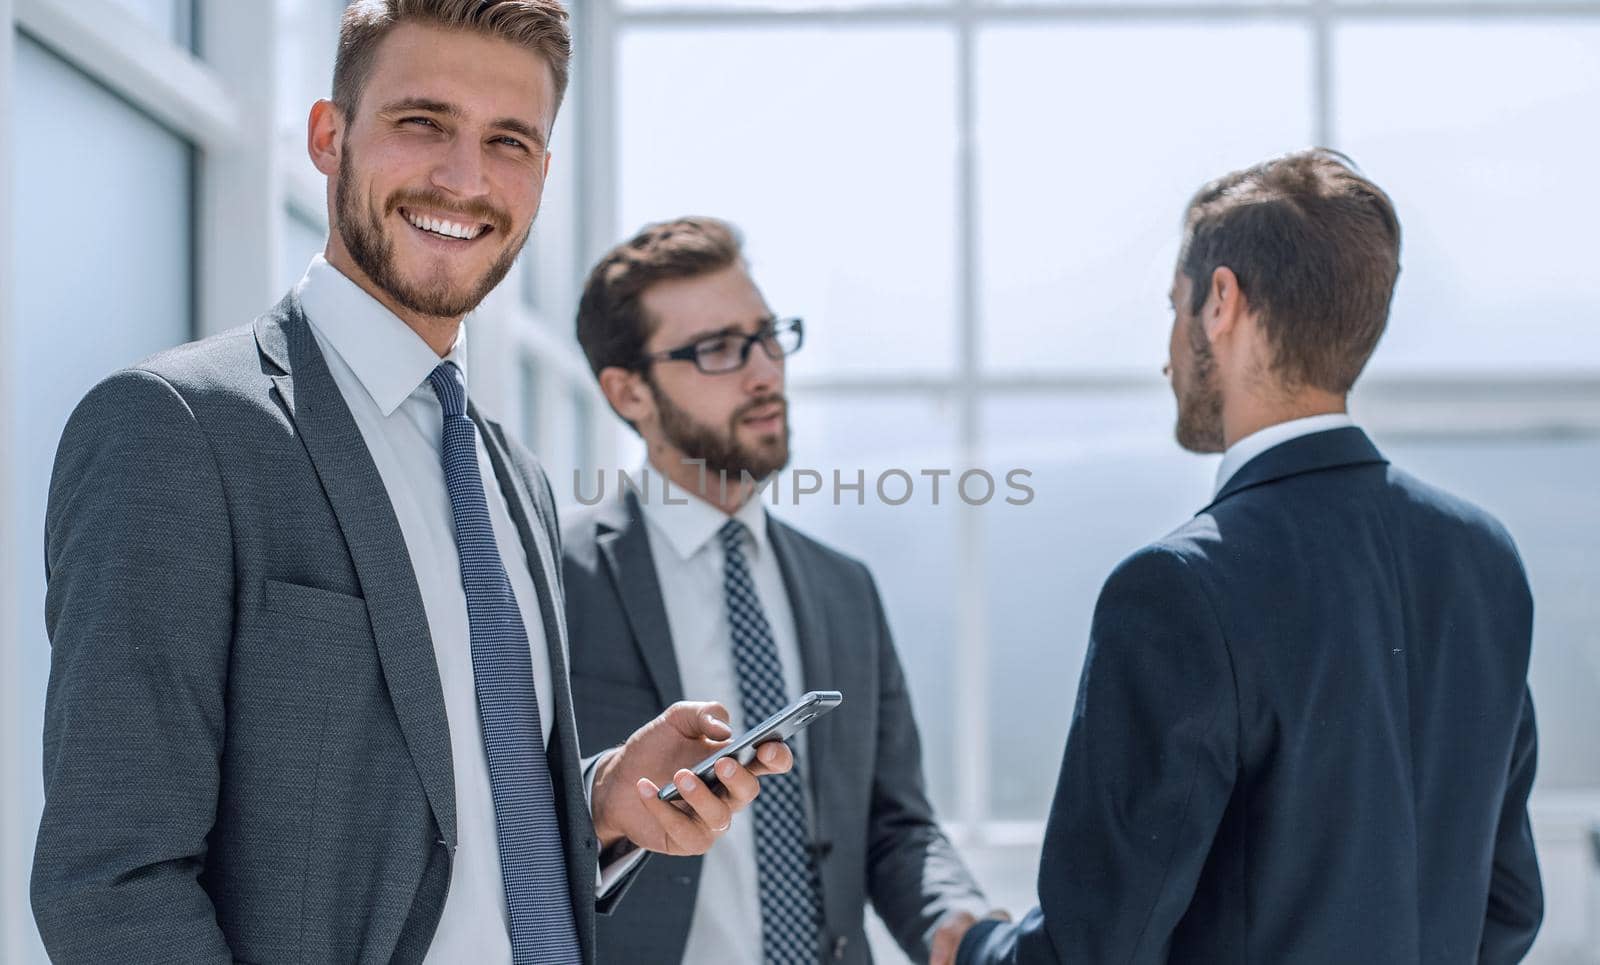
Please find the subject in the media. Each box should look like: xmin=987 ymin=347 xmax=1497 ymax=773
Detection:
xmin=745 ymin=439 xmax=789 ymax=478
xmin=1174 ymin=423 xmax=1225 ymax=455
xmin=385 ymin=267 xmax=495 ymax=319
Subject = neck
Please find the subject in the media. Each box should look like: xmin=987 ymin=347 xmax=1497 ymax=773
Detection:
xmin=323 ymin=246 xmax=463 ymax=358
xmin=1222 ymin=386 xmax=1348 ymax=451
xmin=647 ymin=446 xmax=755 ymax=517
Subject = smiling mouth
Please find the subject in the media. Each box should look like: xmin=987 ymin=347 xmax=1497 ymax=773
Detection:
xmin=742 ymin=405 xmax=785 ymax=426
xmin=399 ymin=207 xmax=493 ymax=242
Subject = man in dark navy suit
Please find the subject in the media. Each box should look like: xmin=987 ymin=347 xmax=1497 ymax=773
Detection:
xmin=958 ymin=149 xmax=1543 ymax=965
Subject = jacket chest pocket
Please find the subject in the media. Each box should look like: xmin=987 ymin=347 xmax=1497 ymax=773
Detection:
xmin=234 ymin=580 xmax=382 ymax=732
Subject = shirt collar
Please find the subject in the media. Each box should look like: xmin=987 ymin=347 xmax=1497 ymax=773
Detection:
xmin=631 ymin=461 xmax=772 ymax=562
xmin=294 ymin=254 xmax=467 ymax=416
xmin=1213 ymin=412 xmax=1356 ymax=498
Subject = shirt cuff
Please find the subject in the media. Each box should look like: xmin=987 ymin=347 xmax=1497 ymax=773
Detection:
xmin=585 ymin=748 xmax=648 ymax=899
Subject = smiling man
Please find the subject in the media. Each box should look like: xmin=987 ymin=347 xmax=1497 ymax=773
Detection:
xmin=561 ymin=218 xmax=995 ymax=965
xmin=29 ymin=4 xmax=792 ymax=964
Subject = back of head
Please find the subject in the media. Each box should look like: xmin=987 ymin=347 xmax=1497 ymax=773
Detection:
xmin=1180 ymin=149 xmax=1402 ymax=394
xmin=575 ymin=217 xmax=746 ymax=377
xmin=333 ymin=0 xmax=572 ymax=118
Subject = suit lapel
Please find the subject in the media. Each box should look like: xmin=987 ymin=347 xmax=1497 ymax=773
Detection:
xmin=767 ymin=517 xmax=838 ymax=855
xmin=596 ymin=489 xmax=685 ymax=707
xmin=769 ymin=518 xmax=835 ymax=700
xmin=254 ymin=297 xmax=458 ymax=850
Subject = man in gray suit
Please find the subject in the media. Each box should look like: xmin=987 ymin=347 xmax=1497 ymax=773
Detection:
xmin=31 ymin=5 xmax=789 ymax=963
xmin=563 ymin=217 xmax=998 ymax=965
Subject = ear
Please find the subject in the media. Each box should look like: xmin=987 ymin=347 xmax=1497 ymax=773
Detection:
xmin=598 ymin=366 xmax=654 ymax=428
xmin=308 ymin=100 xmax=343 ymax=178
xmin=1204 ymin=266 xmax=1250 ymax=342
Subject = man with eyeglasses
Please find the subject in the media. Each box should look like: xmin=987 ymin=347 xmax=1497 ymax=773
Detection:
xmin=561 ymin=217 xmax=998 ymax=965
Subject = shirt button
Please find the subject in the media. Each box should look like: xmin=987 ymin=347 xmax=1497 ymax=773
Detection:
xmin=832 ymin=936 xmax=848 ymax=960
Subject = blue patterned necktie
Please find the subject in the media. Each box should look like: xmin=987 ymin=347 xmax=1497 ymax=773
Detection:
xmin=720 ymin=518 xmax=823 ymax=965
xmin=427 ymin=362 xmax=581 ymax=965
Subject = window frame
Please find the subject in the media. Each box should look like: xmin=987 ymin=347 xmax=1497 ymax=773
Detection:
xmin=589 ymin=0 xmax=1600 ymax=847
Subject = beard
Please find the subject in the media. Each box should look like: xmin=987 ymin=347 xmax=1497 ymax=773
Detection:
xmin=1174 ymin=315 xmax=1225 ymax=454
xmin=334 ymin=137 xmax=526 ymax=319
xmin=648 ymin=375 xmax=791 ymax=490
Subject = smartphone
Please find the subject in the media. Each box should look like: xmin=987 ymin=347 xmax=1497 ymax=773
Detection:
xmin=656 ymin=690 xmax=844 ymax=803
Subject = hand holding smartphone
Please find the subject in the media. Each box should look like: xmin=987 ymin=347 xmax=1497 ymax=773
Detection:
xmin=656 ymin=690 xmax=843 ymax=803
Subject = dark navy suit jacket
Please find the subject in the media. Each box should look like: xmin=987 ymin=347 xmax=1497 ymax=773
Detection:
xmin=960 ymin=427 xmax=1542 ymax=964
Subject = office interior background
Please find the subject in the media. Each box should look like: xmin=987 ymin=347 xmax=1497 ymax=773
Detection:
xmin=3 ymin=0 xmax=1598 ymax=960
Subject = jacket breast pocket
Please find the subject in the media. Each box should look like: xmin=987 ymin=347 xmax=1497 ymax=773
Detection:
xmin=241 ymin=580 xmax=381 ymax=718
xmin=262 ymin=578 xmax=371 ymax=631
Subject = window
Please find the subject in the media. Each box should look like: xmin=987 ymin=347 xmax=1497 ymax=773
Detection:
xmin=6 ymin=23 xmax=198 ymax=961
xmin=103 ymin=0 xmax=195 ymax=47
xmin=618 ymin=24 xmax=960 ymax=376
xmin=1335 ymin=23 xmax=1600 ymax=374
xmin=977 ymin=23 xmax=1313 ymax=372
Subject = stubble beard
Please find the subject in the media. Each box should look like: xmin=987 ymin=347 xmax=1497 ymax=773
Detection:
xmin=334 ymin=138 xmax=527 ymax=320
xmin=1175 ymin=316 xmax=1226 ymax=454
xmin=649 ymin=376 xmax=791 ymax=495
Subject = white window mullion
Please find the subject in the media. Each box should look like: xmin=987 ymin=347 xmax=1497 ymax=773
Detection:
xmin=197 ymin=0 xmax=281 ymax=336
xmin=953 ymin=0 xmax=991 ymax=837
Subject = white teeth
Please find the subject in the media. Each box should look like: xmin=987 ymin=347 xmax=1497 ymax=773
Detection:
xmin=405 ymin=211 xmax=484 ymax=240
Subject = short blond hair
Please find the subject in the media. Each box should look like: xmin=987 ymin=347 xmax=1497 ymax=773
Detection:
xmin=333 ymin=0 xmax=571 ymax=118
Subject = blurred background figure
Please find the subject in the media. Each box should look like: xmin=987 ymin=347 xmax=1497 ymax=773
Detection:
xmin=563 ymin=215 xmax=993 ymax=964
xmin=2 ymin=1 xmax=1597 ymax=961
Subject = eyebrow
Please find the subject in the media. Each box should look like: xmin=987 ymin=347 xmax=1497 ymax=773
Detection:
xmin=377 ymin=96 xmax=547 ymax=150
xmin=677 ymin=316 xmax=778 ymax=347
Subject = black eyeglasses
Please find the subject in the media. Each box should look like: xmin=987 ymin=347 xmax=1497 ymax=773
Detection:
xmin=637 ymin=316 xmax=804 ymax=375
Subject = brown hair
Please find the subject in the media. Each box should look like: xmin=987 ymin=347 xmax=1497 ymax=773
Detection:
xmin=576 ymin=217 xmax=746 ymax=376
xmin=332 ymin=0 xmax=571 ymax=120
xmin=1180 ymin=148 xmax=1402 ymax=394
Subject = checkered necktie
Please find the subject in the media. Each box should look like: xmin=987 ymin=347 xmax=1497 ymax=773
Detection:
xmin=427 ymin=362 xmax=581 ymax=965
xmin=720 ymin=518 xmax=822 ymax=965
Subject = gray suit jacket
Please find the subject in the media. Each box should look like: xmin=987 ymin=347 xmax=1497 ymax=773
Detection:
xmin=562 ymin=488 xmax=986 ymax=964
xmin=32 ymin=295 xmax=622 ymax=963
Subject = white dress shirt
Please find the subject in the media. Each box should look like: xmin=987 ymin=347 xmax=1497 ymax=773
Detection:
xmin=296 ymin=255 xmax=555 ymax=965
xmin=631 ymin=464 xmax=807 ymax=965
xmin=1213 ymin=412 xmax=1357 ymax=498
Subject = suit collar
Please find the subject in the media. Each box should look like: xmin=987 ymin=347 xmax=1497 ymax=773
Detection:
xmin=1204 ymin=425 xmax=1387 ymax=510
xmin=254 ymin=292 xmax=294 ymax=376
xmin=627 ymin=464 xmax=772 ymax=563
xmin=254 ymin=295 xmax=459 ymax=850
xmin=596 ymin=488 xmax=686 ymax=706
xmin=1213 ymin=412 xmax=1355 ymax=498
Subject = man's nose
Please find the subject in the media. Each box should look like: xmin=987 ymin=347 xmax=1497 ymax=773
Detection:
xmin=430 ymin=136 xmax=490 ymax=200
xmin=743 ymin=338 xmax=784 ymax=390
